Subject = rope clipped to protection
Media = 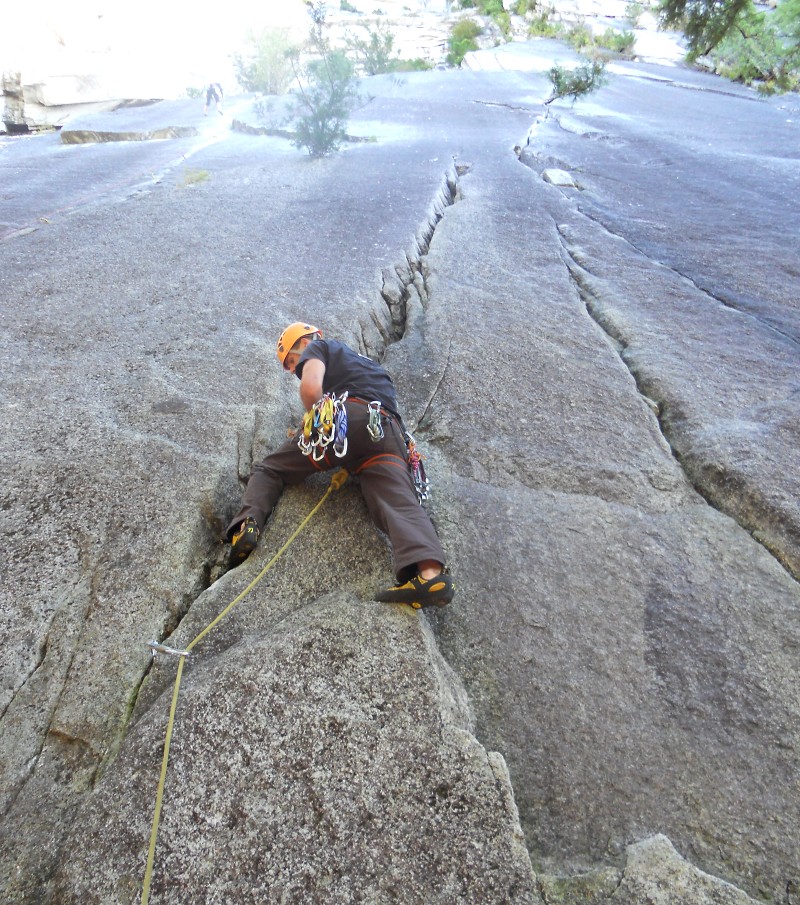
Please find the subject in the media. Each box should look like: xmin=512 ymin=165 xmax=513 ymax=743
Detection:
xmin=140 ymin=468 xmax=348 ymax=905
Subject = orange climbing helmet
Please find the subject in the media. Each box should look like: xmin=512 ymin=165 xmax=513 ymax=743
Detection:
xmin=276 ymin=322 xmax=322 ymax=366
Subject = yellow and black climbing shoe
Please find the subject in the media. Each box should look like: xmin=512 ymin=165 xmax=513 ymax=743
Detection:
xmin=230 ymin=517 xmax=260 ymax=565
xmin=375 ymin=572 xmax=455 ymax=609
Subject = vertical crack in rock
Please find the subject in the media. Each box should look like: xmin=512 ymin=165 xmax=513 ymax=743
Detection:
xmin=1 ymin=567 xmax=100 ymax=815
xmin=3 ymin=656 xmax=102 ymax=818
xmin=96 ymin=511 xmax=227 ymax=774
xmin=556 ymin=224 xmax=799 ymax=584
xmin=415 ymin=338 xmax=454 ymax=433
xmin=119 ymin=163 xmax=469 ymax=746
xmin=105 ymin=167 xmax=471 ymax=752
xmin=379 ymin=160 xmax=468 ymax=342
xmin=0 ymin=634 xmax=49 ymax=725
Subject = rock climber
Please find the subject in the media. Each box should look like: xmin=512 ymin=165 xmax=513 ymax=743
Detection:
xmin=204 ymin=82 xmax=224 ymax=116
xmin=226 ymin=322 xmax=454 ymax=609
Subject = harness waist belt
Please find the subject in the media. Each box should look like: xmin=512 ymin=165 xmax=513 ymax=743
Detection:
xmin=347 ymin=396 xmax=401 ymax=424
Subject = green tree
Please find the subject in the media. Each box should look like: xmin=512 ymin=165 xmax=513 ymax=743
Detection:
xmin=658 ymin=0 xmax=751 ymax=56
xmin=710 ymin=0 xmax=800 ymax=92
xmin=774 ymin=0 xmax=800 ymax=63
xmin=233 ymin=27 xmax=294 ymax=95
xmin=545 ymin=59 xmax=607 ymax=104
xmin=657 ymin=0 xmax=798 ymax=92
xmin=345 ymin=21 xmax=400 ymax=74
xmin=288 ymin=3 xmax=361 ymax=156
xmin=777 ymin=0 xmax=800 ymax=38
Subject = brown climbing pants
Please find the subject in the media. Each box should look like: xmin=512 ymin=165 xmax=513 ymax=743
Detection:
xmin=227 ymin=399 xmax=445 ymax=582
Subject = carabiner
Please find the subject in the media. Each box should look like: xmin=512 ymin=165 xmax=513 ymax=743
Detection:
xmin=334 ymin=402 xmax=348 ymax=457
xmin=367 ymin=400 xmax=384 ymax=442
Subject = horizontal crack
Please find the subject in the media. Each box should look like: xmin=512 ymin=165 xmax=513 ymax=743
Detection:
xmin=572 ymin=206 xmax=799 ymax=350
xmin=473 ymin=99 xmax=539 ymax=115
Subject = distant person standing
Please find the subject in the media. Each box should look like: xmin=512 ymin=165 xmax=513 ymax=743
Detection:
xmin=204 ymin=82 xmax=223 ymax=116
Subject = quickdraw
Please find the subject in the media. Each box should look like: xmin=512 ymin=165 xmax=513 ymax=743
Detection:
xmin=298 ymin=392 xmax=349 ymax=459
xmin=405 ymin=433 xmax=431 ymax=503
xmin=333 ymin=400 xmax=348 ymax=457
xmin=366 ymin=400 xmax=384 ymax=442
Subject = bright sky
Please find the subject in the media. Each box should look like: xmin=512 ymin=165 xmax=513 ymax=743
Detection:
xmin=2 ymin=0 xmax=311 ymax=93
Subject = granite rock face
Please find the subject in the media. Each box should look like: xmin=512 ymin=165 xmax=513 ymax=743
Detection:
xmin=52 ymin=593 xmax=538 ymax=905
xmin=1 ymin=62 xmax=799 ymax=905
xmin=538 ymin=835 xmax=763 ymax=904
xmin=407 ymin=146 xmax=800 ymax=905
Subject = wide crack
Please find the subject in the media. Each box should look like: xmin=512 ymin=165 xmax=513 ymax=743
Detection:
xmin=125 ymin=161 xmax=470 ymax=719
xmin=379 ymin=161 xmax=468 ymax=341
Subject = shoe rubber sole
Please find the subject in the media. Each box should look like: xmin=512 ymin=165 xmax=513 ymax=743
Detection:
xmin=230 ymin=519 xmax=259 ymax=564
xmin=375 ymin=573 xmax=454 ymax=609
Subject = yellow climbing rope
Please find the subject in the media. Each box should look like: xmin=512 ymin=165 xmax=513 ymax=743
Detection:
xmin=140 ymin=468 xmax=348 ymax=905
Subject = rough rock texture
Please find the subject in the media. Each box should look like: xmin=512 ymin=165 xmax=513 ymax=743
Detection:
xmin=404 ymin=145 xmax=800 ymax=904
xmin=1 ymin=59 xmax=798 ymax=905
xmin=52 ymin=592 xmax=538 ymax=904
xmin=538 ymin=835 xmax=763 ymax=904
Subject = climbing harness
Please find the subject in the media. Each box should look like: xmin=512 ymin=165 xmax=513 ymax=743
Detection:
xmin=140 ymin=469 xmax=348 ymax=905
xmin=298 ymin=391 xmax=349 ymax=460
xmin=366 ymin=400 xmax=384 ymax=442
xmin=405 ymin=433 xmax=431 ymax=503
xmin=355 ymin=396 xmax=431 ymax=504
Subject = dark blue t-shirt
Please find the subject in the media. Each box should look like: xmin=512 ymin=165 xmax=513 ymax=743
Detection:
xmin=296 ymin=339 xmax=400 ymax=419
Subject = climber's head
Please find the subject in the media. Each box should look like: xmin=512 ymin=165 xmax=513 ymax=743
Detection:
xmin=276 ymin=322 xmax=322 ymax=372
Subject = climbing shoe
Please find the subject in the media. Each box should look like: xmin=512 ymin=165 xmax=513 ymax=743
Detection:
xmin=230 ymin=517 xmax=259 ymax=565
xmin=375 ymin=572 xmax=455 ymax=609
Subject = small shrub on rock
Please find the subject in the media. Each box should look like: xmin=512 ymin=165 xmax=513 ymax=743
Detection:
xmin=596 ymin=27 xmax=636 ymax=54
xmin=286 ymin=2 xmax=362 ymax=157
xmin=625 ymin=0 xmax=645 ymax=27
xmin=527 ymin=4 xmax=562 ymax=38
xmin=447 ymin=19 xmax=483 ymax=65
xmin=545 ymin=59 xmax=608 ymax=103
xmin=566 ymin=21 xmax=594 ymax=49
xmin=391 ymin=57 xmax=434 ymax=71
xmin=345 ymin=21 xmax=400 ymax=74
xmin=289 ymin=50 xmax=360 ymax=156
